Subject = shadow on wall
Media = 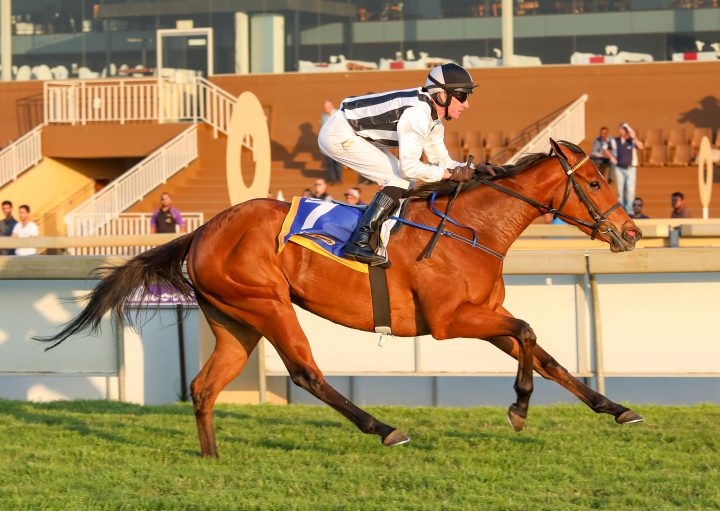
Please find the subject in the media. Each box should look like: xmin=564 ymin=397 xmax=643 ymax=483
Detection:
xmin=271 ymin=122 xmax=325 ymax=178
xmin=16 ymin=93 xmax=44 ymax=134
xmin=678 ymin=96 xmax=720 ymax=134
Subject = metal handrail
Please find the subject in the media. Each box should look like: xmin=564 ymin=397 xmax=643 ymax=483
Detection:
xmin=505 ymin=94 xmax=588 ymax=165
xmin=0 ymin=125 xmax=43 ymax=188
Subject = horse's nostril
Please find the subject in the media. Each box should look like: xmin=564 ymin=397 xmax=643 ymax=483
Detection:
xmin=625 ymin=230 xmax=637 ymax=238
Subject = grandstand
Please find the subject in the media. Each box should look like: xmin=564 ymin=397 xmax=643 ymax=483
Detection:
xmin=0 ymin=60 xmax=718 ymax=232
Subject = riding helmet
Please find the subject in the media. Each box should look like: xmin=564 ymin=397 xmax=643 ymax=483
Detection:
xmin=424 ymin=63 xmax=477 ymax=94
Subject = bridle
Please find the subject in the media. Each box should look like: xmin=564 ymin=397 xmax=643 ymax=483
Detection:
xmin=477 ymin=149 xmax=626 ymax=245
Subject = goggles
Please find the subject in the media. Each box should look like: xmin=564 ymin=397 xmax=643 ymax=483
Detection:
xmin=451 ymin=91 xmax=469 ymax=103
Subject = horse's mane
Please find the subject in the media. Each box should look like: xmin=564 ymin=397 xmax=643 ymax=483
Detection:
xmin=409 ymin=140 xmax=584 ymax=198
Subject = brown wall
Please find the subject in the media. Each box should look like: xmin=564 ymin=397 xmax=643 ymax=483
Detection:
xmin=0 ymin=81 xmax=44 ymax=146
xmin=212 ymin=61 xmax=720 ymax=155
xmin=42 ymin=123 xmax=189 ymax=158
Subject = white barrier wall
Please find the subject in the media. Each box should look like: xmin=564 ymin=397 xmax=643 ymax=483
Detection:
xmin=598 ymin=273 xmax=720 ymax=375
xmin=0 ymin=278 xmax=200 ymax=404
xmin=1 ymin=250 xmax=719 ymax=405
xmin=264 ymin=275 xmax=589 ymax=377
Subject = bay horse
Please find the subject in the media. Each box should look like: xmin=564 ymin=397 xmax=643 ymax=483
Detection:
xmin=39 ymin=139 xmax=644 ymax=457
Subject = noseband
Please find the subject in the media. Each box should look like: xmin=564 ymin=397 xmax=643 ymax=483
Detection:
xmin=478 ymin=151 xmax=625 ymax=244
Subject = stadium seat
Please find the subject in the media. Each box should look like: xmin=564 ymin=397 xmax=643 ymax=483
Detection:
xmin=691 ymin=127 xmax=712 ymax=150
xmin=642 ymin=127 xmax=664 ymax=148
xmin=670 ymin=144 xmax=692 ymax=166
xmin=667 ymin=127 xmax=688 ymax=148
xmin=647 ymin=144 xmax=668 ymax=166
xmin=486 ymin=130 xmax=506 ymax=149
xmin=463 ymin=131 xmax=484 ymax=151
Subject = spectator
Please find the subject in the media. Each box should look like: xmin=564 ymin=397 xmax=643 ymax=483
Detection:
xmin=614 ymin=122 xmax=644 ymax=212
xmin=321 ymin=100 xmax=343 ymax=184
xmin=150 ymin=192 xmax=186 ymax=233
xmin=670 ymin=191 xmax=691 ymax=218
xmin=589 ymin=126 xmax=617 ymax=184
xmin=312 ymin=178 xmax=333 ymax=201
xmin=344 ymin=187 xmax=366 ymax=206
xmin=630 ymin=197 xmax=649 ymax=219
xmin=11 ymin=204 xmax=39 ymax=256
xmin=301 ymin=188 xmax=313 ymax=198
xmin=0 ymin=200 xmax=18 ymax=255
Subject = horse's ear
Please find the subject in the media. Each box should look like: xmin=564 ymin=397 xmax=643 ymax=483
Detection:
xmin=549 ymin=138 xmax=567 ymax=161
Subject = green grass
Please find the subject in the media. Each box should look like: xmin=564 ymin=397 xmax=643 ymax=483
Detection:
xmin=0 ymin=400 xmax=718 ymax=510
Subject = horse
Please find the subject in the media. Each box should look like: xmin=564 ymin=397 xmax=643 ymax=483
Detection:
xmin=39 ymin=139 xmax=644 ymax=457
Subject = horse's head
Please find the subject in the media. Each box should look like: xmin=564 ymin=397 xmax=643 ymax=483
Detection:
xmin=548 ymin=138 xmax=641 ymax=252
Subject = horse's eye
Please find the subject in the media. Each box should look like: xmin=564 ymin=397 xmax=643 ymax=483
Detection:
xmin=589 ymin=181 xmax=601 ymax=190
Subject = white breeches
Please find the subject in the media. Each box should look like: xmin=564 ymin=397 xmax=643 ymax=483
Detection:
xmin=318 ymin=111 xmax=411 ymax=189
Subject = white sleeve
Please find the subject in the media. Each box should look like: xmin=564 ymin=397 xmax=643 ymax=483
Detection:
xmin=396 ymin=106 xmax=447 ymax=183
xmin=30 ymin=222 xmax=39 ymax=236
xmin=423 ymin=122 xmax=463 ymax=170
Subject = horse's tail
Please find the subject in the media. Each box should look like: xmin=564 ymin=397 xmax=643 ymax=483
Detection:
xmin=36 ymin=231 xmax=199 ymax=350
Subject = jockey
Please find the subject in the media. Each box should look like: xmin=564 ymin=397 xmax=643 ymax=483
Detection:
xmin=318 ymin=63 xmax=481 ymax=266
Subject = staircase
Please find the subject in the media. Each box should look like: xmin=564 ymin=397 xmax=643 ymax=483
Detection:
xmin=53 ymin=76 xmax=242 ymax=235
xmin=0 ymin=124 xmax=43 ymax=188
xmin=65 ymin=125 xmax=198 ymax=236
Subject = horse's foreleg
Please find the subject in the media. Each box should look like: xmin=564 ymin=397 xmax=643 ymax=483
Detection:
xmin=487 ymin=335 xmax=643 ymax=424
xmin=432 ymin=305 xmax=538 ymax=432
xmin=264 ymin=306 xmax=409 ymax=446
xmin=190 ymin=319 xmax=261 ymax=458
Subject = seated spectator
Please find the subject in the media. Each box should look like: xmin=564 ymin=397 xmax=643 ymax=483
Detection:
xmin=589 ymin=126 xmax=617 ymax=184
xmin=302 ymin=188 xmax=313 ymax=198
xmin=630 ymin=197 xmax=649 ymax=219
xmin=312 ymin=178 xmax=332 ymax=201
xmin=0 ymin=200 xmax=18 ymax=255
xmin=344 ymin=187 xmax=366 ymax=206
xmin=11 ymin=204 xmax=39 ymax=256
xmin=150 ymin=192 xmax=186 ymax=233
xmin=670 ymin=191 xmax=691 ymax=218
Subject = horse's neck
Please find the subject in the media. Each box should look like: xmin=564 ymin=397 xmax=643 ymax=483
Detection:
xmin=461 ymin=161 xmax=561 ymax=255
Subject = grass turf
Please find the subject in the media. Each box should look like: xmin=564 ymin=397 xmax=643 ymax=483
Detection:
xmin=0 ymin=400 xmax=718 ymax=510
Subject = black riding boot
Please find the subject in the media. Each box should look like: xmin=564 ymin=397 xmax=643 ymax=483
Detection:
xmin=344 ymin=191 xmax=399 ymax=266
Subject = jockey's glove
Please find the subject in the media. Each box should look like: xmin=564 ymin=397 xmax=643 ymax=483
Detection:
xmin=448 ymin=165 xmax=474 ymax=182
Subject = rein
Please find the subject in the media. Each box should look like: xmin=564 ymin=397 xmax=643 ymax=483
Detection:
xmin=390 ymin=192 xmax=505 ymax=260
xmin=392 ymin=148 xmax=623 ymax=260
xmin=477 ymin=152 xmax=622 ymax=242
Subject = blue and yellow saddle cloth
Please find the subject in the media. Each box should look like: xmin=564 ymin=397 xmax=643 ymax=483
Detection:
xmin=277 ymin=197 xmax=369 ymax=273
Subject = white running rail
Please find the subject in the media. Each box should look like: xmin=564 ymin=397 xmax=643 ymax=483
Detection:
xmin=45 ymin=76 xmax=237 ymax=138
xmin=66 ymin=125 xmax=198 ymax=236
xmin=74 ymin=212 xmax=204 ymax=256
xmin=0 ymin=125 xmax=43 ymax=188
xmin=505 ymin=94 xmax=587 ymax=165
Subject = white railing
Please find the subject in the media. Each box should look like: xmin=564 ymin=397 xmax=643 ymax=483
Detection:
xmin=45 ymin=76 xmax=236 ymax=138
xmin=0 ymin=125 xmax=43 ymax=188
xmin=74 ymin=212 xmax=204 ymax=255
xmin=506 ymin=94 xmax=588 ymax=165
xmin=44 ymin=79 xmax=160 ymax=125
xmin=66 ymin=125 xmax=198 ymax=236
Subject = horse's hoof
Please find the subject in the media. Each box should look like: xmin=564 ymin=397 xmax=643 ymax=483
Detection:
xmin=382 ymin=429 xmax=411 ymax=447
xmin=615 ymin=410 xmax=644 ymax=425
xmin=507 ymin=404 xmax=526 ymax=432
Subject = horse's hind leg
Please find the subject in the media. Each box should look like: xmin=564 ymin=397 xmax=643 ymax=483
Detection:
xmin=190 ymin=318 xmax=261 ymax=457
xmin=263 ymin=306 xmax=409 ymax=446
xmin=487 ymin=334 xmax=643 ymax=425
